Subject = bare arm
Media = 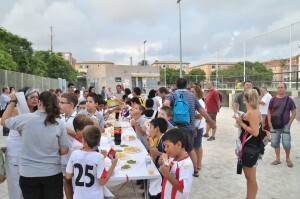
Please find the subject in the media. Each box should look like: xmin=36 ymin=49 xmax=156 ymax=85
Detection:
xmin=233 ymin=102 xmax=239 ymax=113
xmin=236 ymin=111 xmax=260 ymax=137
xmin=59 ymin=146 xmax=69 ymax=155
xmin=0 ymin=101 xmax=16 ymax=127
xmin=267 ymin=110 xmax=271 ymax=127
xmin=66 ymin=127 xmax=76 ymax=138
xmin=288 ymin=109 xmax=297 ymax=128
xmin=198 ymin=108 xmax=216 ymax=129
xmin=98 ymin=158 xmax=118 ymax=186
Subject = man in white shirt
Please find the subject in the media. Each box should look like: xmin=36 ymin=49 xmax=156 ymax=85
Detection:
xmin=259 ymin=86 xmax=272 ymax=127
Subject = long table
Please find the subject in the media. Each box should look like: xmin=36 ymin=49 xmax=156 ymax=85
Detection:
xmin=99 ymin=121 xmax=162 ymax=199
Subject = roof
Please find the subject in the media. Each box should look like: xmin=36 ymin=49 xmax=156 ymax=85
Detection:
xmin=76 ymin=61 xmax=114 ymax=64
xmin=151 ymin=60 xmax=190 ymax=65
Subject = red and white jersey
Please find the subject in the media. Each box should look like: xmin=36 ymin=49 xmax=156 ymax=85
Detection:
xmin=161 ymin=155 xmax=193 ymax=199
xmin=71 ymin=138 xmax=83 ymax=152
xmin=66 ymin=150 xmax=107 ymax=199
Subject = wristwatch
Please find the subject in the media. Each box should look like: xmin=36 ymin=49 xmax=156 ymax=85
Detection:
xmin=9 ymin=99 xmax=18 ymax=105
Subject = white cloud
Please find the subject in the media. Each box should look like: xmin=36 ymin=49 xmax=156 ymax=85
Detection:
xmin=1 ymin=0 xmax=300 ymax=66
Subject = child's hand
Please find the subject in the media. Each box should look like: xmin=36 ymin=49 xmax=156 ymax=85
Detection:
xmin=0 ymin=174 xmax=6 ymax=183
xmin=158 ymin=156 xmax=163 ymax=166
xmin=159 ymin=165 xmax=170 ymax=176
xmin=110 ymin=157 xmax=118 ymax=166
xmin=1 ymin=147 xmax=6 ymax=153
xmin=130 ymin=119 xmax=136 ymax=126
xmin=100 ymin=149 xmax=107 ymax=158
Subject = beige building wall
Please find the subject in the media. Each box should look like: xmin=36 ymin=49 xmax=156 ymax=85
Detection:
xmin=190 ymin=62 xmax=236 ymax=80
xmin=75 ymin=61 xmax=114 ymax=73
xmin=87 ymin=65 xmax=160 ymax=94
xmin=151 ymin=60 xmax=190 ymax=73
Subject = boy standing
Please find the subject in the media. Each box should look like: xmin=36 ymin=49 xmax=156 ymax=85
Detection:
xmin=60 ymin=93 xmax=78 ymax=199
xmin=66 ymin=126 xmax=118 ymax=199
xmin=71 ymin=115 xmax=94 ymax=151
xmin=159 ymin=129 xmax=193 ymax=199
xmin=158 ymin=106 xmax=174 ymax=130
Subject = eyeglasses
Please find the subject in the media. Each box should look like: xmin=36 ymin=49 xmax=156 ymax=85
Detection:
xmin=28 ymin=96 xmax=39 ymax=100
xmin=59 ymin=101 xmax=71 ymax=104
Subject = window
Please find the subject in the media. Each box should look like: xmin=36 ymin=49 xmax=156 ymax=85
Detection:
xmin=212 ymin=65 xmax=215 ymax=69
xmin=79 ymin=65 xmax=83 ymax=68
xmin=87 ymin=65 xmax=89 ymax=69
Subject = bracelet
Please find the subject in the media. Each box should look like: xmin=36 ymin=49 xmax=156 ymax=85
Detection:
xmin=9 ymin=99 xmax=18 ymax=105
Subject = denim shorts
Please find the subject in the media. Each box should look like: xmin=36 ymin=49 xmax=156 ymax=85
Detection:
xmin=194 ymin=128 xmax=203 ymax=148
xmin=270 ymin=124 xmax=291 ymax=150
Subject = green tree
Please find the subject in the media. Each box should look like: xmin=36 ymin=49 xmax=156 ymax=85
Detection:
xmin=0 ymin=27 xmax=33 ymax=73
xmin=211 ymin=61 xmax=273 ymax=85
xmin=185 ymin=68 xmax=206 ymax=84
xmin=160 ymin=68 xmax=184 ymax=85
xmin=0 ymin=48 xmax=18 ymax=71
xmin=138 ymin=60 xmax=148 ymax=66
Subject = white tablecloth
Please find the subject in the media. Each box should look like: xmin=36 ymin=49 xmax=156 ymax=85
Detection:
xmin=100 ymin=121 xmax=162 ymax=196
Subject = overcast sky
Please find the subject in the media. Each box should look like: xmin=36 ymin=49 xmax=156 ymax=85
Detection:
xmin=1 ymin=0 xmax=300 ymax=66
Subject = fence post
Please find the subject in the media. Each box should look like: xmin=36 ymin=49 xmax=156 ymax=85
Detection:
xmin=296 ymin=71 xmax=299 ymax=90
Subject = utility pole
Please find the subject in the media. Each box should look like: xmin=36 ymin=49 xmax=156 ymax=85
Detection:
xmin=50 ymin=26 xmax=53 ymax=52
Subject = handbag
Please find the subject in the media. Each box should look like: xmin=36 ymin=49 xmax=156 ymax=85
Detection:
xmin=271 ymin=97 xmax=289 ymax=129
xmin=240 ymin=132 xmax=259 ymax=168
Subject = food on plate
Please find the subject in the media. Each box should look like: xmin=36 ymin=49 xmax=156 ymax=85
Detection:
xmin=161 ymin=153 xmax=169 ymax=166
xmin=116 ymin=149 xmax=123 ymax=152
xmin=120 ymin=144 xmax=129 ymax=147
xmin=121 ymin=164 xmax=131 ymax=169
xmin=115 ymin=152 xmax=129 ymax=159
xmin=148 ymin=137 xmax=154 ymax=148
xmin=124 ymin=147 xmax=142 ymax=153
xmin=122 ymin=135 xmax=136 ymax=141
xmin=106 ymin=122 xmax=114 ymax=127
xmin=127 ymin=160 xmax=136 ymax=164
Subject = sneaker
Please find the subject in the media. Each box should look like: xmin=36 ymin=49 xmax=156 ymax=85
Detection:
xmin=207 ymin=136 xmax=215 ymax=141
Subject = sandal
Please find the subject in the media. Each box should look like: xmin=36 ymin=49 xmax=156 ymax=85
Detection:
xmin=193 ymin=171 xmax=199 ymax=177
xmin=203 ymin=134 xmax=209 ymax=138
xmin=286 ymin=160 xmax=293 ymax=168
xmin=271 ymin=160 xmax=281 ymax=165
xmin=197 ymin=166 xmax=202 ymax=170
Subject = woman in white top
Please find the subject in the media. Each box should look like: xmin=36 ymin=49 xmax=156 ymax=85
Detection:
xmin=148 ymin=89 xmax=161 ymax=111
xmin=3 ymin=87 xmax=39 ymax=199
xmin=190 ymin=85 xmax=205 ymax=172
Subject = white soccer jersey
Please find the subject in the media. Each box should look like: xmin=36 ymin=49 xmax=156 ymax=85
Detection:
xmin=66 ymin=150 xmax=107 ymax=199
xmin=61 ymin=111 xmax=76 ymax=165
xmin=161 ymin=155 xmax=193 ymax=199
xmin=71 ymin=138 xmax=83 ymax=152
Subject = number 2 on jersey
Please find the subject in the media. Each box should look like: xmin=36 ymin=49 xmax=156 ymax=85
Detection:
xmin=74 ymin=163 xmax=95 ymax=187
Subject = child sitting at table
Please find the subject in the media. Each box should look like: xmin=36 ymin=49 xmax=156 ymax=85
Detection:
xmin=148 ymin=118 xmax=168 ymax=168
xmin=77 ymin=93 xmax=105 ymax=132
xmin=158 ymin=106 xmax=174 ymax=130
xmin=159 ymin=129 xmax=193 ymax=199
xmin=66 ymin=126 xmax=118 ymax=199
xmin=130 ymin=104 xmax=148 ymax=149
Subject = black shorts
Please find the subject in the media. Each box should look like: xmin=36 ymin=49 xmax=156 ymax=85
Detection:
xmin=19 ymin=172 xmax=63 ymax=199
xmin=176 ymin=125 xmax=194 ymax=152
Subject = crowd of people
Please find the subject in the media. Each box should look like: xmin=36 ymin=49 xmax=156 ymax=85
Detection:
xmin=0 ymin=78 xmax=297 ymax=199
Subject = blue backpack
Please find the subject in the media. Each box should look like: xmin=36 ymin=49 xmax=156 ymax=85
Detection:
xmin=173 ymin=91 xmax=190 ymax=124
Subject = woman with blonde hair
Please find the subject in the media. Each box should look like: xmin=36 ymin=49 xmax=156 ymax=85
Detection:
xmin=234 ymin=89 xmax=262 ymax=199
xmin=190 ymin=85 xmax=205 ymax=174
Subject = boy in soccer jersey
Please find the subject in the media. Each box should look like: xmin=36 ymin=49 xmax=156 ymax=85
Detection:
xmin=66 ymin=126 xmax=118 ymax=199
xmin=159 ymin=128 xmax=193 ymax=199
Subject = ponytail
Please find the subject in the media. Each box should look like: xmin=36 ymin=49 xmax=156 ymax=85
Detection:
xmin=39 ymin=91 xmax=61 ymax=126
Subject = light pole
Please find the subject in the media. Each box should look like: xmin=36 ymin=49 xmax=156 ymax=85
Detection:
xmin=143 ymin=40 xmax=147 ymax=66
xmin=177 ymin=0 xmax=183 ymax=78
xmin=164 ymin=66 xmax=167 ymax=87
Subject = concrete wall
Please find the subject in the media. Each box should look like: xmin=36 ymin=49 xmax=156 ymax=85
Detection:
xmin=86 ymin=65 xmax=159 ymax=93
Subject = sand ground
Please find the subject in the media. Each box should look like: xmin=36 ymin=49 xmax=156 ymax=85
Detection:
xmin=1 ymin=107 xmax=299 ymax=199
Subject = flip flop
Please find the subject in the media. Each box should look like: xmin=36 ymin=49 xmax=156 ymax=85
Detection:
xmin=193 ymin=171 xmax=199 ymax=177
xmin=286 ymin=160 xmax=293 ymax=168
xmin=271 ymin=160 xmax=281 ymax=165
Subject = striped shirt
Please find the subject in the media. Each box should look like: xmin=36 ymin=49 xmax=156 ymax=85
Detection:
xmin=167 ymin=89 xmax=202 ymax=127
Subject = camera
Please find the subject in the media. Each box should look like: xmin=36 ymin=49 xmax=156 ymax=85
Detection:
xmin=237 ymin=159 xmax=243 ymax=175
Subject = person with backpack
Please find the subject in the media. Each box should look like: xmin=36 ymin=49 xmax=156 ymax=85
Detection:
xmin=267 ymin=83 xmax=297 ymax=168
xmin=203 ymin=81 xmax=220 ymax=141
xmin=164 ymin=78 xmax=216 ymax=177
